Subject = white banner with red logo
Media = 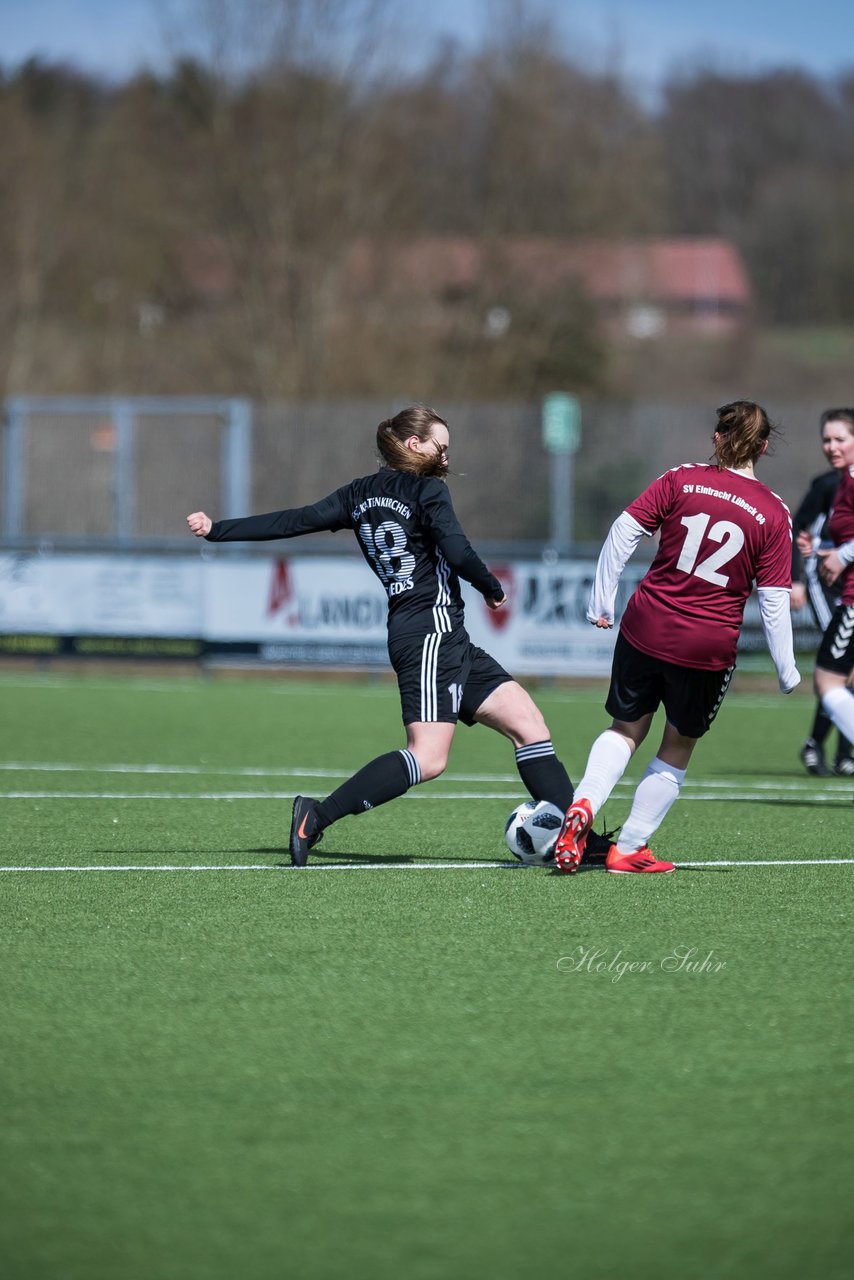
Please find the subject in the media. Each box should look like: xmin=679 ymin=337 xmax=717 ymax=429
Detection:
xmin=0 ymin=552 xmax=805 ymax=670
xmin=204 ymin=556 xmax=649 ymax=673
xmin=204 ymin=556 xmax=390 ymax=666
xmin=460 ymin=561 xmax=647 ymax=675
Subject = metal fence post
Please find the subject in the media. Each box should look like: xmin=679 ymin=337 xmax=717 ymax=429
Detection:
xmin=113 ymin=399 xmax=135 ymax=542
xmin=3 ymin=398 xmax=26 ymax=540
xmin=223 ymin=398 xmax=252 ymax=517
xmin=550 ymin=450 xmax=572 ymax=553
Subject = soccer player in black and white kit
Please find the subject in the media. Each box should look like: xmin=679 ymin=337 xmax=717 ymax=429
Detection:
xmin=188 ymin=405 xmax=594 ymax=865
xmin=791 ymin=409 xmax=854 ymax=776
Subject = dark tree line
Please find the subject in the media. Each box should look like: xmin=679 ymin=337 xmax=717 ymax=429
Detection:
xmin=1 ymin=6 xmax=852 ymax=400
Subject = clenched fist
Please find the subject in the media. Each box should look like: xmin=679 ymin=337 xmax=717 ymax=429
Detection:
xmin=187 ymin=511 xmax=212 ymax=537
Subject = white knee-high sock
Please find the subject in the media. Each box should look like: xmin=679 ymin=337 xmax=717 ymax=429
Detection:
xmin=616 ymin=757 xmax=686 ymax=854
xmin=822 ymin=687 xmax=854 ymax=743
xmin=576 ymin=730 xmax=633 ymax=815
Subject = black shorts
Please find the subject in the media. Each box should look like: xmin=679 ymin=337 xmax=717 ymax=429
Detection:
xmin=605 ymin=632 xmax=733 ymax=739
xmin=816 ymin=604 xmax=854 ymax=675
xmin=388 ymin=627 xmax=512 ymax=726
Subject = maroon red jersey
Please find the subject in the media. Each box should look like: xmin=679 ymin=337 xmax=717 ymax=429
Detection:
xmin=826 ymin=465 xmax=854 ymax=606
xmin=621 ymin=464 xmax=793 ymax=669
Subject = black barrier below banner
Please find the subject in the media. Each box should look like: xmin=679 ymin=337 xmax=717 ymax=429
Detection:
xmin=205 ymin=640 xmax=389 ymax=667
xmin=0 ymin=634 xmax=203 ymax=660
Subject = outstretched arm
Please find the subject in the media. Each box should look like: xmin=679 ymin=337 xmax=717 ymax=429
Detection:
xmin=186 ymin=490 xmax=350 ymax=542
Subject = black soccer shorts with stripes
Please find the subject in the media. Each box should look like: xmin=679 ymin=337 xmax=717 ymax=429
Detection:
xmin=816 ymin=604 xmax=854 ymax=675
xmin=388 ymin=626 xmax=513 ymax=726
xmin=606 ymin=631 xmax=733 ymax=740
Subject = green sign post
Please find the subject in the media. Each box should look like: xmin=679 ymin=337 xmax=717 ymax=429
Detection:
xmin=542 ymin=393 xmax=581 ymax=552
xmin=542 ymin=392 xmax=581 ymax=455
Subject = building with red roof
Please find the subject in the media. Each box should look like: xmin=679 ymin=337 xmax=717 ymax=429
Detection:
xmin=345 ymin=236 xmax=752 ymax=338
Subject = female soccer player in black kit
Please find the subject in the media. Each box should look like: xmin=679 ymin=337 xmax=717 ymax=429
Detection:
xmin=188 ymin=405 xmax=599 ymax=866
xmin=790 ymin=409 xmax=854 ymax=776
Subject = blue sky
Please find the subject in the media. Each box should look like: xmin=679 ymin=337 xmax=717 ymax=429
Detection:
xmin=1 ymin=0 xmax=852 ymax=95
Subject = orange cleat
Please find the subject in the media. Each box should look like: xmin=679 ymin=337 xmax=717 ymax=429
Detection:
xmin=553 ymin=799 xmax=593 ymax=874
xmin=605 ymin=845 xmax=675 ymax=874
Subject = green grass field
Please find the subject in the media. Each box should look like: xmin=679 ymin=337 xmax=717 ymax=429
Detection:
xmin=1 ymin=671 xmax=852 ymax=1280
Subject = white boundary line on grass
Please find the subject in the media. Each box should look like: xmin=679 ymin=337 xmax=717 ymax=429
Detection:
xmin=0 ymin=674 xmax=799 ymax=709
xmin=0 ymin=762 xmax=849 ymax=794
xmin=0 ymin=789 xmax=850 ymax=804
xmin=2 ymin=762 xmax=500 ymax=781
xmin=1 ymin=859 xmax=853 ymax=873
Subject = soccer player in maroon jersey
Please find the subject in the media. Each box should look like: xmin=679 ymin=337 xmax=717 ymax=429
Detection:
xmin=188 ymin=406 xmax=608 ymax=865
xmin=797 ymin=410 xmax=854 ymax=797
xmin=553 ymin=400 xmax=800 ymax=874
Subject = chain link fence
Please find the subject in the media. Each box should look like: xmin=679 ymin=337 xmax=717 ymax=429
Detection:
xmin=1 ymin=394 xmax=828 ymax=550
xmin=0 ymin=394 xmax=831 ymax=655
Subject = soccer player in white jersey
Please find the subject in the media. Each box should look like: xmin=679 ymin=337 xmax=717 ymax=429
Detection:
xmin=553 ymin=400 xmax=800 ymax=874
xmin=188 ymin=405 xmax=608 ymax=866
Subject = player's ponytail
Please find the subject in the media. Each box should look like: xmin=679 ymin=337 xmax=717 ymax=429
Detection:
xmin=376 ymin=406 xmax=449 ymax=477
xmin=713 ymin=401 xmax=778 ymax=470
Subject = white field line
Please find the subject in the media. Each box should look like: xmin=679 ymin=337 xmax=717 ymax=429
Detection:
xmin=0 ymin=788 xmax=850 ymax=804
xmin=0 ymin=761 xmax=520 ymax=781
xmin=0 ymin=674 xmax=799 ymax=709
xmin=0 ymin=677 xmax=401 ymax=699
xmin=675 ymin=859 xmax=854 ymax=867
xmin=0 ymin=761 xmax=849 ymax=795
xmin=1 ymin=859 xmax=853 ymax=873
xmin=0 ymin=762 xmax=384 ymax=780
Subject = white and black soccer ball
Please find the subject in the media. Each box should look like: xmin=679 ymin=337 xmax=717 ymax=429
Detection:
xmin=504 ymin=800 xmax=564 ymax=865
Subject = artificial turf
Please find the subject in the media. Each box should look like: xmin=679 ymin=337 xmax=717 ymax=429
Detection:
xmin=1 ymin=672 xmax=852 ymax=1279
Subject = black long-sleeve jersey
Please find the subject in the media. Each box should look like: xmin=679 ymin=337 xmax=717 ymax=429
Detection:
xmin=205 ymin=467 xmax=504 ymax=638
xmin=791 ymin=469 xmax=840 ymax=580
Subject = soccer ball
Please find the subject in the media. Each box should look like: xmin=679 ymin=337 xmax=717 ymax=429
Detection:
xmin=504 ymin=800 xmax=564 ymax=865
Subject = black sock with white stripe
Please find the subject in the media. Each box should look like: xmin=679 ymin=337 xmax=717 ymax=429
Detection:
xmin=515 ymin=740 xmax=573 ymax=810
xmin=315 ymin=750 xmax=422 ymax=828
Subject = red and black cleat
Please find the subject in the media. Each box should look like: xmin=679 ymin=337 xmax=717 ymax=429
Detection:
xmin=553 ymin=799 xmax=593 ymax=874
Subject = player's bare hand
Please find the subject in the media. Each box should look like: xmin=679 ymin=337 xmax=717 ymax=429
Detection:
xmin=790 ymin=583 xmax=807 ymax=611
xmin=187 ymin=511 xmax=212 ymax=537
xmin=594 ymin=616 xmax=612 ymax=629
xmin=817 ymin=547 xmax=843 ymax=585
xmin=795 ymin=530 xmax=814 ymax=557
xmin=486 ymin=594 xmax=506 ymax=611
